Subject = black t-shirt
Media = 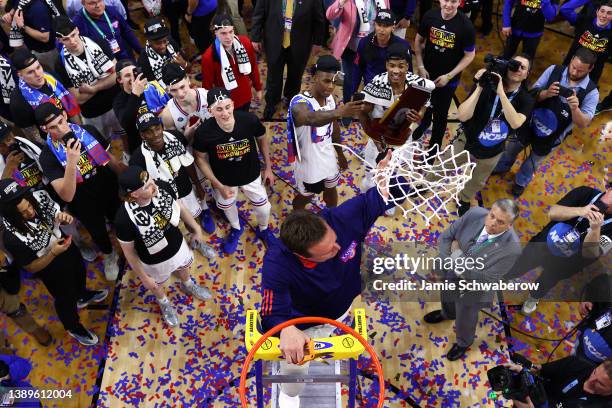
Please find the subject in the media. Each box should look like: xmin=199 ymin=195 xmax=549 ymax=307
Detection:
xmin=511 ymin=0 xmax=560 ymax=34
xmin=114 ymin=181 xmax=183 ymax=265
xmin=2 ymin=141 xmax=45 ymax=190
xmin=463 ymin=85 xmax=534 ymax=159
xmin=39 ymin=124 xmax=115 ymax=202
xmin=53 ymin=41 xmax=119 ymax=119
xmin=113 ymin=90 xmax=148 ymax=153
xmin=567 ymin=11 xmax=611 ymax=71
xmin=192 ymin=111 xmax=266 ymax=187
xmin=418 ymin=9 xmax=476 ymax=82
xmin=129 ymin=130 xmax=193 ymax=198
xmin=540 ymin=356 xmax=609 ymax=408
xmin=533 ymin=186 xmax=611 ymax=264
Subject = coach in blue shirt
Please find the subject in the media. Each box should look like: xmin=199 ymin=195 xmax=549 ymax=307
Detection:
xmin=73 ymin=0 xmax=142 ymax=60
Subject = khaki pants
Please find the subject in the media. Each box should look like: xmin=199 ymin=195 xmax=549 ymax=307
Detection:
xmin=458 ymin=152 xmax=503 ymax=202
xmin=424 ymin=132 xmax=468 ymax=183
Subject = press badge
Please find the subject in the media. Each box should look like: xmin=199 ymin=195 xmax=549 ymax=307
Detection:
xmin=109 ymin=39 xmax=121 ymax=54
xmin=595 ymin=312 xmax=611 ymax=331
xmin=490 ymin=119 xmax=501 ymax=134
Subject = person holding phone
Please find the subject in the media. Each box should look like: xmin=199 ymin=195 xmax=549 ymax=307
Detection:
xmin=494 ymin=47 xmax=599 ymax=197
xmin=505 ymin=182 xmax=611 ymax=314
xmin=35 ymin=102 xmax=126 ymax=281
xmin=159 ymin=63 xmax=210 ymax=140
xmin=287 ymin=55 xmax=363 ymax=210
xmin=193 ymin=88 xmax=274 ymax=254
xmin=0 ymin=179 xmax=108 ymax=346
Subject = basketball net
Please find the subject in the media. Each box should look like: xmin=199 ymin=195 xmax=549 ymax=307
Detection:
xmin=332 ymin=141 xmax=476 ymax=225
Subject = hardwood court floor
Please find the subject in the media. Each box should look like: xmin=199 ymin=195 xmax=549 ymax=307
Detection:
xmin=1 ymin=2 xmax=610 ymax=407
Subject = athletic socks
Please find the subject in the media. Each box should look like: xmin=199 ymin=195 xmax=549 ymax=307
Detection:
xmin=224 ymin=205 xmax=241 ymax=230
xmin=253 ymin=202 xmax=271 ymax=231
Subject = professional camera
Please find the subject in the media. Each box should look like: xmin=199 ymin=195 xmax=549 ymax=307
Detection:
xmin=487 ymin=354 xmax=547 ymax=405
xmin=479 ymin=54 xmax=521 ymax=88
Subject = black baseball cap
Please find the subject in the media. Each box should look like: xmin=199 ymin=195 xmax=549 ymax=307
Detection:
xmin=12 ymin=48 xmax=38 ymax=71
xmin=136 ymin=111 xmax=162 ymax=132
xmin=144 ymin=17 xmax=169 ymax=40
xmin=0 ymin=122 xmax=12 ymax=142
xmin=119 ymin=165 xmax=149 ymax=193
xmin=162 ymin=62 xmax=186 ymax=86
xmin=34 ymin=102 xmax=63 ymax=126
xmin=53 ymin=15 xmax=77 ymax=37
xmin=0 ymin=179 xmax=28 ymax=207
xmin=313 ymin=55 xmax=341 ymax=73
xmin=116 ymin=59 xmax=136 ymax=74
xmin=212 ymin=13 xmax=234 ymax=30
xmin=207 ymin=87 xmax=231 ymax=108
xmin=375 ymin=9 xmax=396 ymax=25
xmin=386 ymin=42 xmax=410 ymax=61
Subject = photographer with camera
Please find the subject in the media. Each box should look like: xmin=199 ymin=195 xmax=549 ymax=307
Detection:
xmin=493 ymin=47 xmax=599 ymax=197
xmin=497 ymin=357 xmax=612 ymax=407
xmin=35 ymin=103 xmax=126 ymax=281
xmin=576 ymin=273 xmax=611 ymax=364
xmin=455 ymin=53 xmax=534 ymax=216
xmin=505 ymin=182 xmax=611 ymax=314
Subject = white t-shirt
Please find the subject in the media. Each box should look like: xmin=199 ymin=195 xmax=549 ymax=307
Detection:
xmin=292 ymin=92 xmax=338 ymax=184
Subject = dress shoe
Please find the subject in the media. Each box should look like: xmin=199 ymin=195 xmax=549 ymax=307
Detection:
xmin=458 ymin=200 xmax=471 ymax=217
xmin=511 ymin=182 xmax=526 ymax=197
xmin=423 ymin=310 xmax=447 ymax=324
xmin=446 ymin=343 xmax=469 ymax=361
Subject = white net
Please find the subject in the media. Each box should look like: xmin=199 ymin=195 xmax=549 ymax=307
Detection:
xmin=335 ymin=141 xmax=476 ymax=225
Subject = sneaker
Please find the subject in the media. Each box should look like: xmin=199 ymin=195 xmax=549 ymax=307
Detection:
xmin=223 ymin=227 xmax=244 ymax=254
xmin=79 ymin=245 xmax=98 ymax=262
xmin=200 ymin=208 xmax=216 ymax=234
xmin=158 ymin=301 xmax=179 ymax=327
xmin=77 ymin=289 xmax=109 ymax=309
xmin=278 ymin=392 xmax=300 ymax=408
xmin=385 ymin=207 xmax=396 ymax=217
xmin=103 ymin=250 xmax=119 ymax=281
xmin=254 ymin=227 xmax=274 ymax=244
xmin=522 ymin=296 xmax=539 ymax=314
xmin=511 ymin=182 xmax=526 ymax=197
xmin=180 ymin=279 xmax=213 ymax=301
xmin=67 ymin=324 xmax=98 ymax=346
xmin=192 ymin=241 xmax=217 ymax=260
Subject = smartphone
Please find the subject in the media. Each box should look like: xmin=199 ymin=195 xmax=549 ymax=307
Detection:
xmin=188 ymin=115 xmax=199 ymax=127
xmin=593 ymin=200 xmax=608 ymax=214
xmin=133 ymin=66 xmax=143 ymax=78
xmin=558 ymin=85 xmax=574 ymax=98
xmin=351 ymin=92 xmax=366 ymax=102
xmin=62 ymin=132 xmax=77 ymax=145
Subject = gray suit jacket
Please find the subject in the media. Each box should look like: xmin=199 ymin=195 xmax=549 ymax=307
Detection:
xmin=438 ymin=207 xmax=522 ymax=302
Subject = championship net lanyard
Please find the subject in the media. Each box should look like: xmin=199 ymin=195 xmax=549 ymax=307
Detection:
xmin=572 ymin=192 xmax=612 ymax=234
xmin=488 ymin=88 xmax=519 ymax=122
xmin=82 ymin=9 xmax=116 ymax=41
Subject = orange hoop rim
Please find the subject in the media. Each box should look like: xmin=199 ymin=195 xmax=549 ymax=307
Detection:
xmin=239 ymin=316 xmax=385 ymax=407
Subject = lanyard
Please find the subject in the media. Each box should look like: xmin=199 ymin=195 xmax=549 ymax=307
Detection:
xmin=82 ymin=9 xmax=115 ymax=41
xmin=489 ymin=89 xmax=519 ymax=121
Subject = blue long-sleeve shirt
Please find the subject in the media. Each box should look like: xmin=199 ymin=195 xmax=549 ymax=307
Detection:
xmin=72 ymin=6 xmax=142 ymax=60
xmin=559 ymin=0 xmax=590 ymax=25
xmin=503 ymin=0 xmax=559 ymax=37
xmin=261 ymin=187 xmax=394 ymax=331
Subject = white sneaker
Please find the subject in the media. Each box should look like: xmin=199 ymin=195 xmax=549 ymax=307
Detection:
xmin=522 ymin=296 xmax=539 ymax=314
xmin=385 ymin=207 xmax=396 ymax=217
xmin=158 ymin=301 xmax=179 ymax=327
xmin=103 ymin=250 xmax=119 ymax=281
xmin=278 ymin=392 xmax=300 ymax=408
xmin=180 ymin=279 xmax=213 ymax=300
xmin=79 ymin=245 xmax=98 ymax=262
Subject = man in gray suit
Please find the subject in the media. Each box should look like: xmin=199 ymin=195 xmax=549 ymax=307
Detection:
xmin=424 ymin=199 xmax=522 ymax=361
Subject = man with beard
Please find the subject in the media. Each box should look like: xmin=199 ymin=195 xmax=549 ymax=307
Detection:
xmin=494 ymin=47 xmax=599 ymax=196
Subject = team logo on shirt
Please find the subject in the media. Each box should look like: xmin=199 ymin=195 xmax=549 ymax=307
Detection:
xmin=578 ymin=31 xmax=608 ymax=53
xmin=521 ymin=0 xmax=542 ymax=10
xmin=429 ymin=27 xmax=456 ymax=49
xmin=216 ymin=139 xmax=251 ymax=161
xmin=340 ymin=241 xmax=358 ymax=263
xmin=532 ymin=108 xmax=558 ymax=137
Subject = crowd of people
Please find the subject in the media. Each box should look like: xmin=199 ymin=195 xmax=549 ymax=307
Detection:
xmin=0 ymin=0 xmax=610 ymax=406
